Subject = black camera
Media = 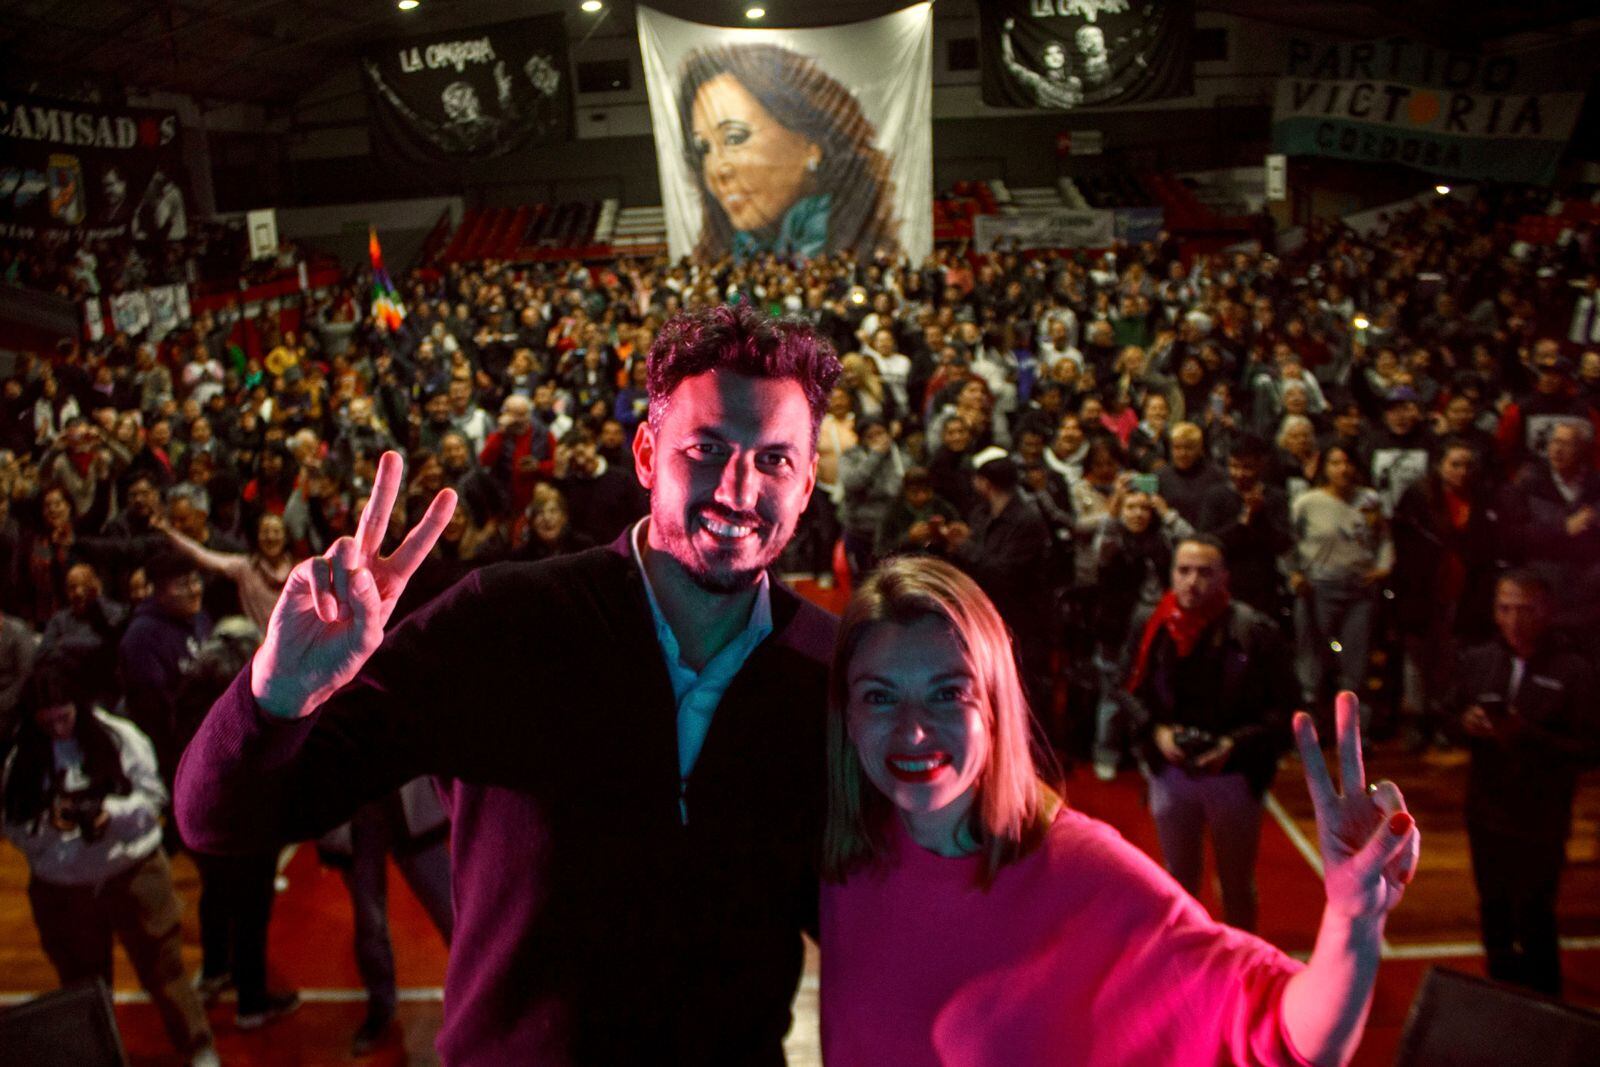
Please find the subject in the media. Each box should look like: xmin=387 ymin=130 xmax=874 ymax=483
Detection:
xmin=1171 ymin=726 xmax=1219 ymax=760
xmin=56 ymin=791 xmax=107 ymax=844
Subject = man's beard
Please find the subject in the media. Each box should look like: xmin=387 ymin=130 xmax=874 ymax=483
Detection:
xmin=683 ymin=556 xmax=767 ymax=595
xmin=654 ymin=503 xmax=790 ymax=595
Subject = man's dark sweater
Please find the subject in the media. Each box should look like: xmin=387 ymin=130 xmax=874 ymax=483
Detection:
xmin=175 ymin=537 xmax=837 ymax=1065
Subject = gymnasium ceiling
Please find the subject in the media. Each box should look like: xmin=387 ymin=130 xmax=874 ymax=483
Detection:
xmin=1 ymin=0 xmax=1596 ymax=108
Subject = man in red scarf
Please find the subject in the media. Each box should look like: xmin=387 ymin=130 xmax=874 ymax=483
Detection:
xmin=1123 ymin=534 xmax=1298 ymax=932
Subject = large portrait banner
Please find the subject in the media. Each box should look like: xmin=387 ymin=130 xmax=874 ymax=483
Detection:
xmin=637 ymin=3 xmax=932 ymax=264
xmin=362 ymin=13 xmax=572 ymax=164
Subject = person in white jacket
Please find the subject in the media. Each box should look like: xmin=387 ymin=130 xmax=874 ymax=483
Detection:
xmin=2 ymin=660 xmax=218 ymax=1067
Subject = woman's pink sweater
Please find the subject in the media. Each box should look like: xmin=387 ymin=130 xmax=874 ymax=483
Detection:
xmin=821 ymin=807 xmax=1317 ymax=1066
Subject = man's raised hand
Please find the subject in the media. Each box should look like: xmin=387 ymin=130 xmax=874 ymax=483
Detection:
xmin=251 ymin=451 xmax=456 ymax=719
xmin=1294 ymin=691 xmax=1421 ymax=920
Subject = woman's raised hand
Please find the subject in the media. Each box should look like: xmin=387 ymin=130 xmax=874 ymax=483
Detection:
xmin=1294 ymin=691 xmax=1421 ymax=920
xmin=250 ymin=451 xmax=456 ymax=719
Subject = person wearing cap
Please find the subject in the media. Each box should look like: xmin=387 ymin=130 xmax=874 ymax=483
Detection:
xmin=1494 ymin=338 xmax=1600 ymax=478
xmin=151 ymin=508 xmax=296 ymax=634
xmin=945 ymin=448 xmax=1053 ymax=706
xmin=1368 ymin=387 xmax=1433 ymax=516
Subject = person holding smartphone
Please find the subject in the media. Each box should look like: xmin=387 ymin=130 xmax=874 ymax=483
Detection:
xmin=1451 ymin=570 xmax=1598 ymax=997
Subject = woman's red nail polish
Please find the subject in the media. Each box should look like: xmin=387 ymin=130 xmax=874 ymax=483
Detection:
xmin=1389 ymin=812 xmax=1414 ymax=836
xmin=1400 ymin=868 xmax=1415 ymax=886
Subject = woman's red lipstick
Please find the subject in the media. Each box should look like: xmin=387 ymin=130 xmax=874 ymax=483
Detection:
xmin=886 ymin=752 xmax=952 ymax=783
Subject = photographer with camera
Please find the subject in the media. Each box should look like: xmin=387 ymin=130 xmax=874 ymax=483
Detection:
xmin=1123 ymin=534 xmax=1299 ymax=933
xmin=1 ymin=659 xmax=217 ymax=1066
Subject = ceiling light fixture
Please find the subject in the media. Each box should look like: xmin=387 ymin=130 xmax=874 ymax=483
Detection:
xmin=1434 ymin=183 xmax=1451 ymax=195
xmin=581 ymin=0 xmax=603 ymax=12
xmin=746 ymin=6 xmax=766 ymax=19
xmin=397 ymin=0 xmax=418 ymax=9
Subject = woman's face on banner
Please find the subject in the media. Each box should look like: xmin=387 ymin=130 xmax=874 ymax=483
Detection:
xmin=691 ymin=74 xmax=819 ymax=234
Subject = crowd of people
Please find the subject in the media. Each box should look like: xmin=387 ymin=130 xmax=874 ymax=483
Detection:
xmin=0 ymin=180 xmax=1597 ymax=1062
xmin=0 ymin=218 xmax=309 ymax=301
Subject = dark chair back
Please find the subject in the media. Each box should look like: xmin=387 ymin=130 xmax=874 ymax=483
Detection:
xmin=1395 ymin=966 xmax=1600 ymax=1067
xmin=0 ymin=979 xmax=130 ymax=1067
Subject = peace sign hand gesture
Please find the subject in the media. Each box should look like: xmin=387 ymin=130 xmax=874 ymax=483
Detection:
xmin=250 ymin=451 xmax=457 ymax=720
xmin=1294 ymin=691 xmax=1420 ymax=921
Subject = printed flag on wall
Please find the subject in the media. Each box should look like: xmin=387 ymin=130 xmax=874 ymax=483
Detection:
xmin=0 ymin=94 xmax=191 ymax=241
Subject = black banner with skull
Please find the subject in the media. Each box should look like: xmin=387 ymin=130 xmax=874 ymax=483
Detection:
xmin=980 ymin=1 xmax=1194 ymax=111
xmin=361 ymin=14 xmax=572 ymax=163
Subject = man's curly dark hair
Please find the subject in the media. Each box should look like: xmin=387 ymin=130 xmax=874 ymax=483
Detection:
xmin=646 ymin=302 xmax=842 ymax=444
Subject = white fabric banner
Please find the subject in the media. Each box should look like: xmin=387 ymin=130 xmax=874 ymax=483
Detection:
xmin=82 ymin=298 xmax=104 ymax=342
xmin=637 ymin=3 xmax=932 ymax=264
xmin=148 ymin=284 xmax=193 ymax=341
xmin=109 ymin=290 xmax=150 ymax=337
xmin=247 ymin=208 xmax=279 ymax=260
xmin=973 ymin=209 xmax=1115 ymax=252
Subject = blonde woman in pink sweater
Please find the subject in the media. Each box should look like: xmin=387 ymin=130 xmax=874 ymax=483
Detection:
xmin=822 ymin=556 xmax=1418 ymax=1066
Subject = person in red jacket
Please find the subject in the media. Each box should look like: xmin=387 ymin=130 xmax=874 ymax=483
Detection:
xmin=1494 ymin=343 xmax=1600 ymax=477
xmin=478 ymin=393 xmax=555 ymax=519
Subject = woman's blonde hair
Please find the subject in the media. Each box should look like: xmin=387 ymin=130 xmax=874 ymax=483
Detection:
xmin=840 ymin=353 xmax=885 ymax=405
xmin=822 ymin=555 xmax=1057 ymax=887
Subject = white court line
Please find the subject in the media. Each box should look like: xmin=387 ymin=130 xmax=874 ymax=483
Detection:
xmin=0 ymin=976 xmax=824 ymax=1009
xmin=1263 ymin=790 xmax=1394 ymax=955
xmin=1262 ymin=791 xmax=1600 ymax=962
xmin=1263 ymin=791 xmax=1324 ymax=877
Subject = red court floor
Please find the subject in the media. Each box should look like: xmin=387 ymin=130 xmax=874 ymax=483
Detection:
xmin=3 ymin=571 xmax=1597 ymax=1063
xmin=2 ymin=750 xmax=1597 ymax=1066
